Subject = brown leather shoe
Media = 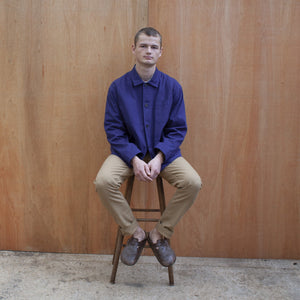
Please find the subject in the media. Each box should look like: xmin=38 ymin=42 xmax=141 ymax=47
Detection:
xmin=148 ymin=237 xmax=176 ymax=267
xmin=120 ymin=236 xmax=147 ymax=266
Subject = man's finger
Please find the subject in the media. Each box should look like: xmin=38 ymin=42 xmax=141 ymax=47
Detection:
xmin=144 ymin=164 xmax=151 ymax=176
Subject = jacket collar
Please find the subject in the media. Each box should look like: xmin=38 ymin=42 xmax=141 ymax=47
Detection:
xmin=131 ymin=66 xmax=160 ymax=88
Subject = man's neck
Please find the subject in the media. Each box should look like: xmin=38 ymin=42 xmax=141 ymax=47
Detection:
xmin=135 ymin=64 xmax=156 ymax=82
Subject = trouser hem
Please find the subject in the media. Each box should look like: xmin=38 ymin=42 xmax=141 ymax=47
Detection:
xmin=155 ymin=222 xmax=173 ymax=239
xmin=120 ymin=220 xmax=139 ymax=236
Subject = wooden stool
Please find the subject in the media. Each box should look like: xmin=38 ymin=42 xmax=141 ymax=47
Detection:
xmin=110 ymin=175 xmax=174 ymax=285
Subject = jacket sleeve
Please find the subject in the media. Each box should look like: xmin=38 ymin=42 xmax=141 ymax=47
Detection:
xmin=104 ymin=83 xmax=142 ymax=166
xmin=154 ymin=83 xmax=187 ymax=162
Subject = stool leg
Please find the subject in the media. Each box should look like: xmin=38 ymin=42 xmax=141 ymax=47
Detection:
xmin=156 ymin=176 xmax=166 ymax=213
xmin=125 ymin=175 xmax=135 ymax=205
xmin=112 ymin=228 xmax=123 ymax=266
xmin=168 ymin=264 xmax=174 ymax=286
xmin=110 ymin=228 xmax=124 ymax=284
xmin=110 ymin=175 xmax=135 ymax=284
xmin=156 ymin=176 xmax=175 ymax=286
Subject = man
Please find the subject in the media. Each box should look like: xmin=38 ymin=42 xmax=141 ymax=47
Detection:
xmin=95 ymin=27 xmax=202 ymax=267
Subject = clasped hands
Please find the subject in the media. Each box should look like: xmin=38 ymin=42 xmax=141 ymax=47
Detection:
xmin=131 ymin=152 xmax=164 ymax=182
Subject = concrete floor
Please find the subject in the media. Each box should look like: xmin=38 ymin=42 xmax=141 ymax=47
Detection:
xmin=0 ymin=251 xmax=299 ymax=300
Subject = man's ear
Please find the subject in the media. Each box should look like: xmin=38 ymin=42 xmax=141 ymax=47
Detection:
xmin=159 ymin=47 xmax=163 ymax=57
xmin=132 ymin=44 xmax=136 ymax=54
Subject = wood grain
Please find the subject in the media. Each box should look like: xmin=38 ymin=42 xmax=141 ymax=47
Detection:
xmin=0 ymin=0 xmax=148 ymax=253
xmin=0 ymin=0 xmax=299 ymax=258
xmin=149 ymin=0 xmax=300 ymax=258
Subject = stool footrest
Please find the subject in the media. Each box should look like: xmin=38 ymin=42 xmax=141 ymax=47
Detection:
xmin=122 ymin=244 xmax=151 ymax=248
xmin=136 ymin=218 xmax=159 ymax=222
xmin=132 ymin=208 xmax=161 ymax=212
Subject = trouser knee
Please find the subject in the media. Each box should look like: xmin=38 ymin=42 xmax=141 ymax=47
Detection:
xmin=180 ymin=173 xmax=202 ymax=206
xmin=94 ymin=173 xmax=121 ymax=194
xmin=193 ymin=174 xmax=202 ymax=192
xmin=183 ymin=173 xmax=202 ymax=192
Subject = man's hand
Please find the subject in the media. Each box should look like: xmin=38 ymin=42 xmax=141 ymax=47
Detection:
xmin=131 ymin=156 xmax=153 ymax=182
xmin=148 ymin=152 xmax=164 ymax=180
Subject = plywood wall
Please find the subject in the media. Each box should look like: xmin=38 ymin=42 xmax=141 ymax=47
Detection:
xmin=0 ymin=0 xmax=299 ymax=258
xmin=149 ymin=0 xmax=300 ymax=258
xmin=0 ymin=0 xmax=148 ymax=253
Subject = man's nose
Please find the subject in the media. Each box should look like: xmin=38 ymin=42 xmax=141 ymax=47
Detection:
xmin=146 ymin=46 xmax=152 ymax=53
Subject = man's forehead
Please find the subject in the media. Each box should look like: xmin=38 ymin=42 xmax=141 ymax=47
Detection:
xmin=136 ymin=33 xmax=161 ymax=45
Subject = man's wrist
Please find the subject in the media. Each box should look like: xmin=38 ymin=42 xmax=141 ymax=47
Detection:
xmin=131 ymin=155 xmax=139 ymax=165
xmin=156 ymin=151 xmax=164 ymax=163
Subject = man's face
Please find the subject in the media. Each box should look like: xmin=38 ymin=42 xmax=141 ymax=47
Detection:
xmin=132 ymin=33 xmax=162 ymax=67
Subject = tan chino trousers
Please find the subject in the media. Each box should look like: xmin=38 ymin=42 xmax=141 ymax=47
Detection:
xmin=94 ymin=154 xmax=202 ymax=239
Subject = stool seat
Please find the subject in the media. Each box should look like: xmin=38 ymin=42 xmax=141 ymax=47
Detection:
xmin=110 ymin=175 xmax=174 ymax=285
